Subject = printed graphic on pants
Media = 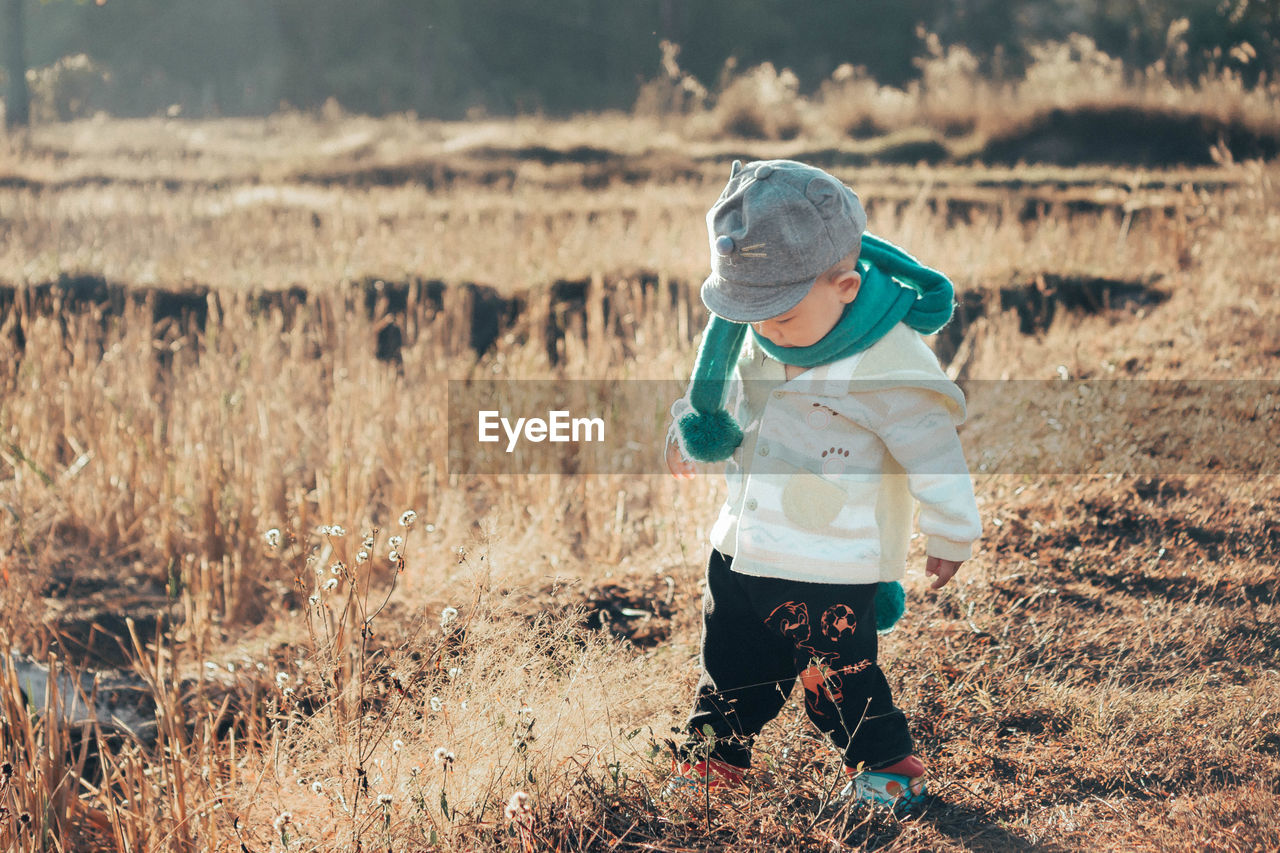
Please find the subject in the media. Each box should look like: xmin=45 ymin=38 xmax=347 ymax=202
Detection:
xmin=820 ymin=603 xmax=857 ymax=641
xmin=766 ymin=600 xmax=859 ymax=727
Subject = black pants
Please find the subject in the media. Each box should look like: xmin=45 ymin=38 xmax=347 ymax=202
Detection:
xmin=682 ymin=549 xmax=913 ymax=770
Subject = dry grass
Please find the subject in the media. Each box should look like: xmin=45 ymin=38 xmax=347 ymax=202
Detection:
xmin=1 ymin=79 xmax=1279 ymax=852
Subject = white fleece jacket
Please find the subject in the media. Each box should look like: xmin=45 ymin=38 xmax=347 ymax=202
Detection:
xmin=682 ymin=322 xmax=982 ymax=585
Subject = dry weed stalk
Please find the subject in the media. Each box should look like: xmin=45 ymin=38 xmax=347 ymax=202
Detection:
xmin=0 ymin=649 xmax=92 ymax=852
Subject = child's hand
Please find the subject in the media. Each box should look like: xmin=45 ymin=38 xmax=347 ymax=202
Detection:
xmin=925 ymin=556 xmax=962 ymax=590
xmin=666 ymin=435 xmax=697 ymax=479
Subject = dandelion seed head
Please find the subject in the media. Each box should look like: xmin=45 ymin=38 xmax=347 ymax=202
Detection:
xmin=362 ymin=535 xmax=375 ymax=549
xmin=440 ymin=606 xmax=459 ymax=628
xmin=377 ymin=793 xmax=393 ymax=806
xmin=330 ymin=562 xmax=344 ymax=575
xmin=388 ymin=535 xmax=404 ymax=549
xmin=323 ymin=578 xmax=339 ymax=590
xmin=328 ymin=525 xmax=346 ymax=537
xmin=393 ymin=739 xmax=404 ymax=752
xmin=447 ymin=667 xmax=462 ymax=679
xmin=308 ymin=594 xmax=319 ymax=606
xmin=264 ymin=528 xmax=282 ymax=548
xmin=424 ymin=523 xmax=436 ymax=533
xmin=312 ymin=781 xmax=323 ymax=794
xmin=504 ymin=790 xmax=530 ymax=820
xmin=357 ymin=550 xmax=369 ymax=563
xmin=275 ymin=672 xmax=289 ymax=686
xmin=272 ymin=812 xmax=292 ymax=832
xmin=399 ymin=510 xmax=417 ymax=528
xmin=429 ymin=696 xmax=443 ymax=712
xmin=388 ymin=549 xmax=401 ymax=562
xmin=318 ymin=525 xmax=331 ymax=536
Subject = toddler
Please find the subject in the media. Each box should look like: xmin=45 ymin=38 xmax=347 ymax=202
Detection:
xmin=666 ymin=159 xmax=981 ymax=808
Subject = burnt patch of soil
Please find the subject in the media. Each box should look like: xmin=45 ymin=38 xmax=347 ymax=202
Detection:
xmin=1131 ymin=477 xmax=1193 ymax=502
xmin=295 ymin=150 xmax=708 ymax=192
xmin=466 ymin=145 xmax=621 ymax=166
xmin=977 ymin=104 xmax=1280 ymax=167
xmin=792 ymin=137 xmax=952 ymax=168
xmin=352 ymin=277 xmax=523 ymax=362
xmin=994 ymin=273 xmax=1167 ymax=333
xmin=578 ymin=580 xmax=678 ymax=647
xmin=38 ymin=555 xmax=176 ymax=669
xmin=1 ymin=274 xmax=210 ymax=337
xmin=937 ymin=273 xmax=1168 ymax=363
xmin=521 ymin=575 xmax=682 ymax=648
xmin=294 ymin=159 xmax=518 ymax=191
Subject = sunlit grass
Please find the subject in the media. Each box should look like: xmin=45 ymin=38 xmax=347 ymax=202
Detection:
xmin=1 ymin=60 xmax=1279 ymax=848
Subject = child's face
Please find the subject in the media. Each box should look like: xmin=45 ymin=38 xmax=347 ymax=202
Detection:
xmin=751 ymin=269 xmax=861 ymax=348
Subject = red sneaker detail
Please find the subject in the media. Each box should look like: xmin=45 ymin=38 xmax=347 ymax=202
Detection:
xmin=672 ymin=756 xmax=747 ymax=789
xmin=877 ymin=756 xmax=925 ymax=779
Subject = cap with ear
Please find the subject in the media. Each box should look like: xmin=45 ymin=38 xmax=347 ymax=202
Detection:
xmin=804 ymin=175 xmax=846 ymax=220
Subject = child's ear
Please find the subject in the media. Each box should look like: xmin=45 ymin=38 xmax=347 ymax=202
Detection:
xmin=833 ymin=270 xmax=861 ymax=303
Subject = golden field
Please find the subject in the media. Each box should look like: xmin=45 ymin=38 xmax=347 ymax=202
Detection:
xmin=1 ymin=58 xmax=1279 ymax=851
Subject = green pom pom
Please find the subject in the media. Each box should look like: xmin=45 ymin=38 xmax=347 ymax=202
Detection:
xmin=874 ymin=581 xmax=905 ymax=634
xmin=678 ymin=410 xmax=743 ymax=462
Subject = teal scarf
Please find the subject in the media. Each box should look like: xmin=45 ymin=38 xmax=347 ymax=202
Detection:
xmin=677 ymin=232 xmax=955 ymax=462
xmin=676 ymin=232 xmax=954 ymax=634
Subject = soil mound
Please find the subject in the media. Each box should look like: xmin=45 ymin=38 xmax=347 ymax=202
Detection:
xmin=977 ymin=104 xmax=1280 ymax=167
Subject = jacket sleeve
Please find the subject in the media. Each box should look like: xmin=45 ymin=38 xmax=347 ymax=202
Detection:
xmin=853 ymin=386 xmax=982 ymax=560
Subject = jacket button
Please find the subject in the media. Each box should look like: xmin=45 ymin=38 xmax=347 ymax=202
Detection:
xmin=746 ymin=498 xmax=758 ymax=511
xmin=758 ymin=444 xmax=769 ymax=457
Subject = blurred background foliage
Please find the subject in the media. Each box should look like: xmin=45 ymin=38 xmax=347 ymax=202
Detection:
xmin=2 ymin=0 xmax=1278 ymax=119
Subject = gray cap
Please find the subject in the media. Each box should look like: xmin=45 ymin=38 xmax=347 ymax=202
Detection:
xmin=701 ymin=159 xmax=867 ymax=323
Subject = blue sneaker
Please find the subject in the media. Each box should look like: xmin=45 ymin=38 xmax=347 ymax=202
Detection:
xmin=839 ymin=756 xmax=927 ymax=811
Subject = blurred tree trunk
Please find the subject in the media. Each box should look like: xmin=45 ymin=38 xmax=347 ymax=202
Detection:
xmin=5 ymin=0 xmax=29 ymax=127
